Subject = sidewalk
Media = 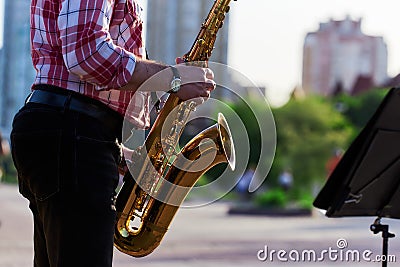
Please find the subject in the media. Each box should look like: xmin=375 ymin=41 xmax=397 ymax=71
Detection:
xmin=1 ymin=183 xmax=400 ymax=267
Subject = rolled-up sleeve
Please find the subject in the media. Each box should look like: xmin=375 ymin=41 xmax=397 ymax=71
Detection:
xmin=57 ymin=0 xmax=136 ymax=89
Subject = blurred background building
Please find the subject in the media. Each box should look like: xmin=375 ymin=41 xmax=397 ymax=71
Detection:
xmin=0 ymin=0 xmax=34 ymax=139
xmin=302 ymin=16 xmax=388 ymax=96
xmin=146 ymin=0 xmax=233 ymax=99
xmin=146 ymin=0 xmax=230 ymax=65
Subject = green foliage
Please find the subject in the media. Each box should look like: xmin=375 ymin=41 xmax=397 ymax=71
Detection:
xmin=254 ymin=188 xmax=287 ymax=208
xmin=206 ymin=92 xmax=276 ymax=185
xmin=225 ymin=96 xmax=261 ymax=166
xmin=269 ymin=95 xmax=354 ymax=194
xmin=296 ymin=192 xmax=314 ymax=209
xmin=0 ymin=154 xmax=17 ymax=184
xmin=194 ymin=175 xmax=209 ymax=187
xmin=333 ymin=88 xmax=388 ymax=132
xmin=224 ymin=94 xmax=276 ymax=176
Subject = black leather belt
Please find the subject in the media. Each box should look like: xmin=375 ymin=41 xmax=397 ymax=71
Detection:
xmin=26 ymin=85 xmax=123 ymax=133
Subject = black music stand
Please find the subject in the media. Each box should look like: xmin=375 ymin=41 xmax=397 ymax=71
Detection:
xmin=314 ymin=87 xmax=400 ymax=267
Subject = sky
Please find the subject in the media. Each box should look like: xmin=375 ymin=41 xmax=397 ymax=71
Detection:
xmin=1 ymin=0 xmax=399 ymax=106
xmin=228 ymin=0 xmax=400 ymax=105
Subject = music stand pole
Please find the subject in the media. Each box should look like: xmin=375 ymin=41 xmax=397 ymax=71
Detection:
xmin=370 ymin=218 xmax=395 ymax=267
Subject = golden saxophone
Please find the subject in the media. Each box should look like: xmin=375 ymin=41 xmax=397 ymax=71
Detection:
xmin=114 ymin=0 xmax=236 ymax=257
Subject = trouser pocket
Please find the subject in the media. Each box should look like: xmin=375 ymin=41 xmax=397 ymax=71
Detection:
xmin=74 ymin=135 xmax=121 ymax=212
xmin=11 ymin=129 xmax=62 ymax=201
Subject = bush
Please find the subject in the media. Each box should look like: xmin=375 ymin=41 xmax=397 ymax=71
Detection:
xmin=269 ymin=96 xmax=354 ymax=193
xmin=0 ymin=154 xmax=17 ymax=184
xmin=297 ymin=192 xmax=314 ymax=209
xmin=254 ymin=188 xmax=287 ymax=208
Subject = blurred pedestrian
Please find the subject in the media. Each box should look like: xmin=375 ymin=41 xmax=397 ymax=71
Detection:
xmin=0 ymin=131 xmax=10 ymax=156
xmin=278 ymin=169 xmax=293 ymax=192
xmin=0 ymin=131 xmax=10 ymax=182
xmin=236 ymin=166 xmax=255 ymax=201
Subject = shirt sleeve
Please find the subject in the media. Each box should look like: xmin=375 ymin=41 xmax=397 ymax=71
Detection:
xmin=57 ymin=0 xmax=136 ymax=89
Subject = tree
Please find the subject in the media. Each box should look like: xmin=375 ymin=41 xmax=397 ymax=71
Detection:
xmin=269 ymin=95 xmax=354 ymax=199
xmin=333 ymin=88 xmax=389 ymax=133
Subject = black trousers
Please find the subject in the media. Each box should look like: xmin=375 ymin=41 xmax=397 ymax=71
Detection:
xmin=10 ymin=100 xmax=122 ymax=267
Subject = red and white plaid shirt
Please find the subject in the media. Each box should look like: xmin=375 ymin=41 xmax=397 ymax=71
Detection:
xmin=30 ymin=0 xmax=150 ymax=128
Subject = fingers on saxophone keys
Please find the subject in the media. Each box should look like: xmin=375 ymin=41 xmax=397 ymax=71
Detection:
xmin=193 ymin=83 xmax=211 ymax=105
xmin=204 ymin=79 xmax=216 ymax=91
xmin=193 ymin=96 xmax=207 ymax=105
xmin=210 ymin=80 xmax=216 ymax=90
xmin=204 ymin=67 xmax=215 ymax=80
xmin=195 ymin=81 xmax=214 ymax=93
xmin=202 ymin=89 xmax=211 ymax=98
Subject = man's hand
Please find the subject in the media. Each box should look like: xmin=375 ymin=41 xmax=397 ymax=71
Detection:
xmin=120 ymin=58 xmax=216 ymax=103
xmin=173 ymin=57 xmax=215 ymax=102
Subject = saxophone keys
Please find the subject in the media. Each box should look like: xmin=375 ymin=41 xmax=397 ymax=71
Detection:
xmin=197 ymin=38 xmax=206 ymax=46
xmin=188 ymin=101 xmax=197 ymax=111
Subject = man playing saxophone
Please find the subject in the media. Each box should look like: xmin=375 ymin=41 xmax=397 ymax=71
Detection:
xmin=10 ymin=0 xmax=215 ymax=266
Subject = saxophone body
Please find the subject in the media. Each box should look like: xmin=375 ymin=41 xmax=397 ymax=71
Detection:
xmin=114 ymin=0 xmax=236 ymax=257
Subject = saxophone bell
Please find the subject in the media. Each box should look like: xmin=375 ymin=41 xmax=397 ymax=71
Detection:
xmin=114 ymin=113 xmax=236 ymax=257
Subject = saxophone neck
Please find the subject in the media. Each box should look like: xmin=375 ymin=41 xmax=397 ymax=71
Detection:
xmin=183 ymin=0 xmax=234 ymax=63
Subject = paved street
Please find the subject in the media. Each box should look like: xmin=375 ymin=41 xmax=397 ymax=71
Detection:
xmin=1 ymin=183 xmax=400 ymax=267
